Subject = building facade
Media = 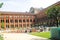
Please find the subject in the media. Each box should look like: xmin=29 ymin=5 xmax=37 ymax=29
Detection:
xmin=0 ymin=12 xmax=35 ymax=29
xmin=0 ymin=1 xmax=60 ymax=30
xmin=35 ymin=1 xmax=60 ymax=27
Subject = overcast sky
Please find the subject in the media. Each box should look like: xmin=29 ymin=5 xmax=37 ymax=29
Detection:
xmin=0 ymin=0 xmax=60 ymax=12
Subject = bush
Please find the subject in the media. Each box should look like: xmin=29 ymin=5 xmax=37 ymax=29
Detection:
xmin=51 ymin=27 xmax=60 ymax=40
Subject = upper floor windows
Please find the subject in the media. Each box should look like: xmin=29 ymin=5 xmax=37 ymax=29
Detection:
xmin=6 ymin=20 xmax=9 ymax=23
xmin=10 ymin=20 xmax=14 ymax=23
xmin=23 ymin=20 xmax=25 ymax=22
xmin=30 ymin=19 xmax=32 ymax=22
xmin=19 ymin=20 xmax=22 ymax=22
xmin=15 ymin=20 xmax=18 ymax=23
xmin=1 ymin=20 xmax=4 ymax=23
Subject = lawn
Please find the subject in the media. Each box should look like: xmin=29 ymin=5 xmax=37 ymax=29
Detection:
xmin=30 ymin=32 xmax=51 ymax=38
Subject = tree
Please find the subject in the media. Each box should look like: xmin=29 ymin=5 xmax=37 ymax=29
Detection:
xmin=0 ymin=2 xmax=4 ymax=29
xmin=0 ymin=2 xmax=3 ymax=8
xmin=1 ymin=21 xmax=4 ymax=29
xmin=29 ymin=7 xmax=34 ymax=13
xmin=47 ymin=6 xmax=60 ymax=27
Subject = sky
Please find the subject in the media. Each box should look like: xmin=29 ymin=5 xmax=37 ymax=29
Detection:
xmin=0 ymin=0 xmax=60 ymax=12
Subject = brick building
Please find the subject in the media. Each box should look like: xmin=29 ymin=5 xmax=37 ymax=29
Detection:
xmin=0 ymin=11 xmax=35 ymax=30
xmin=0 ymin=1 xmax=60 ymax=30
xmin=35 ymin=1 xmax=60 ymax=27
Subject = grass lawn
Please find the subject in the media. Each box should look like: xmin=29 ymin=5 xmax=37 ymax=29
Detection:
xmin=30 ymin=32 xmax=51 ymax=38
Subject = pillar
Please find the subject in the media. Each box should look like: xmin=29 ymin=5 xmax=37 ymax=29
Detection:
xmin=4 ymin=16 xmax=6 ymax=30
xmin=22 ymin=19 xmax=23 ymax=28
xmin=18 ymin=16 xmax=19 ymax=28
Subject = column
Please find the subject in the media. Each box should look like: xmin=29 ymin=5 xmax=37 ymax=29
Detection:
xmin=26 ymin=19 xmax=27 ymax=28
xmin=18 ymin=16 xmax=19 ymax=28
xmin=9 ymin=16 xmax=11 ymax=29
xmin=12 ymin=15 xmax=15 ymax=29
xmin=13 ymin=16 xmax=15 ymax=28
xmin=22 ymin=19 xmax=23 ymax=28
xmin=4 ymin=16 xmax=6 ymax=30
xmin=8 ymin=16 xmax=10 ymax=28
xmin=29 ymin=18 xmax=31 ymax=27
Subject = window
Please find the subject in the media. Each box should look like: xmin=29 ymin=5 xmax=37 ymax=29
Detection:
xmin=23 ymin=20 xmax=25 ymax=22
xmin=6 ymin=20 xmax=9 ymax=23
xmin=30 ymin=19 xmax=32 ymax=22
xmin=10 ymin=20 xmax=14 ymax=23
xmin=1 ymin=20 xmax=4 ymax=23
xmin=27 ymin=24 xmax=29 ymax=27
xmin=33 ymin=19 xmax=35 ymax=22
xmin=15 ymin=20 xmax=18 ymax=23
xmin=30 ymin=24 xmax=32 ymax=26
xmin=19 ymin=20 xmax=22 ymax=22
xmin=15 ymin=25 xmax=18 ymax=28
xmin=6 ymin=25 xmax=9 ymax=28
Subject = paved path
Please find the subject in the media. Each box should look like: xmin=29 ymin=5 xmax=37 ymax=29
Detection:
xmin=2 ymin=33 xmax=48 ymax=40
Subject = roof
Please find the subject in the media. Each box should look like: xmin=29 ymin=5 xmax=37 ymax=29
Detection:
xmin=36 ymin=1 xmax=60 ymax=18
xmin=0 ymin=11 xmax=35 ymax=16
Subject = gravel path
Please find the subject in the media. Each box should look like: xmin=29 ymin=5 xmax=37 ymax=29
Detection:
xmin=2 ymin=33 xmax=48 ymax=40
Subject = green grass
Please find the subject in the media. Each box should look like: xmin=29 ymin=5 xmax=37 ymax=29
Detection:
xmin=0 ymin=35 xmax=4 ymax=40
xmin=30 ymin=32 xmax=51 ymax=38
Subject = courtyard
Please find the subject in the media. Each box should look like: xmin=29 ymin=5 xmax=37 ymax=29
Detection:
xmin=0 ymin=0 xmax=60 ymax=40
xmin=0 ymin=33 xmax=47 ymax=40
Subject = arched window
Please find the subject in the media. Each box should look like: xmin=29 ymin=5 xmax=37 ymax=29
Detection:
xmin=19 ymin=20 xmax=22 ymax=22
xmin=6 ymin=19 xmax=9 ymax=23
xmin=15 ymin=20 xmax=18 ymax=23
xmin=23 ymin=19 xmax=25 ymax=22
xmin=6 ymin=25 xmax=9 ymax=28
xmin=30 ymin=19 xmax=32 ymax=22
xmin=1 ymin=20 xmax=4 ymax=22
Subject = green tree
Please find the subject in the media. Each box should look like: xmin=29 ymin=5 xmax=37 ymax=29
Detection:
xmin=0 ymin=3 xmax=3 ymax=8
xmin=1 ymin=21 xmax=4 ymax=29
xmin=0 ymin=2 xmax=4 ymax=29
xmin=47 ymin=6 xmax=60 ymax=27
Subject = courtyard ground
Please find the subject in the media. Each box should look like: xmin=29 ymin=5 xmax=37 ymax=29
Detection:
xmin=30 ymin=32 xmax=50 ymax=38
xmin=1 ymin=33 xmax=48 ymax=40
